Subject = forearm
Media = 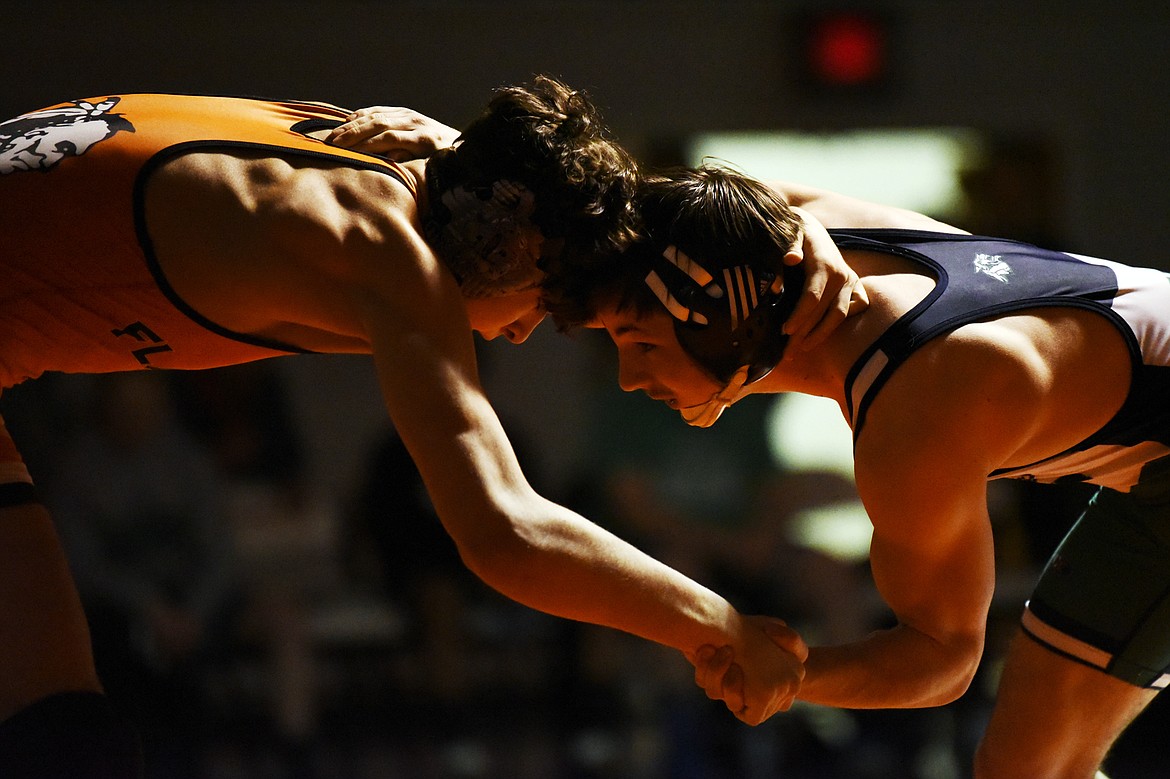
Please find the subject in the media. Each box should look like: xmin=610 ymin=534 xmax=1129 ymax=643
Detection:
xmin=800 ymin=623 xmax=982 ymax=709
xmin=455 ymin=499 xmax=742 ymax=656
xmin=766 ymin=179 xmax=966 ymax=233
xmin=371 ymin=337 xmax=743 ymax=658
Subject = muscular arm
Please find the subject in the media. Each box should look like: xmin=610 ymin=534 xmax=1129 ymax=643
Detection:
xmin=337 ymin=194 xmax=800 ymax=715
xmin=768 ymin=180 xmax=969 ymax=234
xmin=797 ymin=337 xmax=1034 ymax=709
xmin=801 ymin=465 xmax=995 ymax=708
xmin=148 ymin=153 xmax=802 ymax=719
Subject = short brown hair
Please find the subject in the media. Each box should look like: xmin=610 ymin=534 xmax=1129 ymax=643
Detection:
xmin=546 ymin=164 xmax=801 ymax=330
xmin=424 ymin=76 xmax=641 ymax=295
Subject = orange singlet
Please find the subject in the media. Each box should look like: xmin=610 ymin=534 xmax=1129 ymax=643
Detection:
xmin=0 ymin=93 xmax=416 ymax=391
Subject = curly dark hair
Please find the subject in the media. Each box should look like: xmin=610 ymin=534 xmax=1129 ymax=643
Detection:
xmin=423 ymin=75 xmax=641 ymax=295
xmin=545 ymin=164 xmax=802 ymax=330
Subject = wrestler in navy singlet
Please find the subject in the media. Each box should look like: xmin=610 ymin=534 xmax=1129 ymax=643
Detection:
xmin=836 ymin=228 xmax=1170 ymax=493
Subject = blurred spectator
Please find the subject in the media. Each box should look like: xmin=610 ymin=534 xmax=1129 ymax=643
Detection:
xmin=343 ymin=421 xmax=583 ymax=776
xmin=47 ymin=371 xmax=242 ymax=777
xmin=168 ymin=362 xmax=338 ymax=771
xmin=170 ymin=362 xmax=306 ymax=491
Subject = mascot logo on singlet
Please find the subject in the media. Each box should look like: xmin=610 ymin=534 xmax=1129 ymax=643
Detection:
xmin=0 ymin=97 xmax=132 ymax=175
xmin=974 ymin=252 xmax=1012 ymax=283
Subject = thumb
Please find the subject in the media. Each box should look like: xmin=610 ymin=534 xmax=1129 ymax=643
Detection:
xmin=762 ymin=619 xmax=809 ymax=662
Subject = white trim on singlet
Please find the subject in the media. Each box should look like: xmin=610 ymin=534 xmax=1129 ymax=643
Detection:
xmin=993 ymin=441 xmax=1170 ymax=490
xmin=1022 ymin=604 xmax=1170 ymax=690
xmin=1068 ymin=253 xmax=1170 ymax=369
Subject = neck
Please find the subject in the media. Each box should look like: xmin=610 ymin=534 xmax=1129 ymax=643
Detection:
xmin=753 ymin=332 xmax=856 ymax=409
xmin=400 ymin=158 xmax=429 ymax=204
xmin=754 ymin=248 xmax=934 ymax=409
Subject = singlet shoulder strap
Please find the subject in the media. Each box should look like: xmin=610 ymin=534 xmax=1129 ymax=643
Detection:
xmin=830 ymin=229 xmax=950 ymax=439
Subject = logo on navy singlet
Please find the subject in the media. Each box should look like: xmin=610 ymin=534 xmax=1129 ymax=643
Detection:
xmin=0 ymin=97 xmax=132 ymax=174
xmin=974 ymin=252 xmax=1012 ymax=283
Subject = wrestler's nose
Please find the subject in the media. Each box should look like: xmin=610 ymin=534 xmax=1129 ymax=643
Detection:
xmin=503 ymin=309 xmax=545 ymax=344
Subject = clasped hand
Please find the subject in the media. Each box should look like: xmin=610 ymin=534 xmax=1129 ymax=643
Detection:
xmin=690 ymin=615 xmax=808 ymax=726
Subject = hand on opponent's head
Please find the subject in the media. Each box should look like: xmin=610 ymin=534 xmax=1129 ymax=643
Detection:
xmin=782 ymin=206 xmax=869 ymax=355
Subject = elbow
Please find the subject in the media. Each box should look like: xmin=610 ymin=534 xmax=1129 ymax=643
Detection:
xmin=447 ymin=512 xmax=520 ymax=581
xmin=928 ymin=635 xmax=985 ymax=706
xmin=439 ymin=497 xmax=545 ymax=593
xmin=932 ymin=666 xmax=978 ymax=707
xmin=454 ymin=528 xmax=524 ymax=589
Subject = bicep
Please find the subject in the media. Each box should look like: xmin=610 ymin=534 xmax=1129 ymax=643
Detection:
xmin=853 ymin=333 xmax=1057 ymax=643
xmin=853 ymin=394 xmax=999 ymax=648
xmin=860 ymin=468 xmax=997 ymax=646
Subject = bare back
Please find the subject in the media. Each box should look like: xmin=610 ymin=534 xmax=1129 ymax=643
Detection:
xmin=0 ymin=93 xmax=430 ymax=385
xmin=142 ymin=151 xmax=431 ymax=355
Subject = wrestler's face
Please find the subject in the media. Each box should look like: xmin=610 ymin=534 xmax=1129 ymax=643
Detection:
xmin=461 ymin=225 xmax=572 ymax=344
xmin=595 ymin=301 xmax=721 ymax=410
xmin=465 ymin=283 xmax=546 ymax=344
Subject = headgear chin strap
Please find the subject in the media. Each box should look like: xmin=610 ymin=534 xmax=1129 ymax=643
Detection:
xmin=644 ymin=244 xmax=804 ymax=426
xmin=678 ymin=366 xmax=751 ymax=428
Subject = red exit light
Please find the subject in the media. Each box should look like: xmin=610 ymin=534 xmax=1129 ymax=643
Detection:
xmin=806 ymin=12 xmax=888 ymax=86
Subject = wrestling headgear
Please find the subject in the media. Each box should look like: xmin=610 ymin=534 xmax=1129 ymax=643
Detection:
xmin=641 ymin=242 xmax=804 ymax=427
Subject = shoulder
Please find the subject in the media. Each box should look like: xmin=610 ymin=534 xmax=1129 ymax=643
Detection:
xmin=253 ymin=157 xmax=432 ymax=281
xmin=146 ymin=150 xmax=451 ymax=342
xmin=855 ymin=308 xmax=1129 ymax=493
xmin=854 ymin=322 xmax=1049 ymax=486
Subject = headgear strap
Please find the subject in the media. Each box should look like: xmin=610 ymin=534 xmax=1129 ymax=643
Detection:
xmin=643 ymin=244 xmax=804 ymax=426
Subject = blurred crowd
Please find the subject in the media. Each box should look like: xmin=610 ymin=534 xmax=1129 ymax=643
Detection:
xmin=4 ymin=351 xmax=1163 ymax=779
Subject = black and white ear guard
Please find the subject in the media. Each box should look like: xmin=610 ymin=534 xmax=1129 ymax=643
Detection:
xmin=645 ymin=245 xmax=804 ymax=426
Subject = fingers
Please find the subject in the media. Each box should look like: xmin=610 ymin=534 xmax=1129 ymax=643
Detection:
xmin=783 ymin=265 xmax=870 ymax=355
xmin=781 ymin=253 xmax=830 ymax=346
xmin=693 ymin=618 xmax=807 ymax=727
xmin=325 ymin=107 xmax=457 ymax=159
xmin=324 ymin=107 xmax=386 ymax=144
xmin=734 ymin=615 xmax=806 ymax=725
xmin=793 ymin=276 xmax=853 ymax=351
xmin=326 ymin=112 xmax=411 ymax=155
xmin=781 ymin=205 xmax=870 ymax=355
xmin=721 ymin=662 xmax=746 ymax=715
xmin=693 ymin=644 xmax=734 ymax=700
xmin=694 ymin=646 xmax=749 ymax=720
xmin=848 ymin=278 xmax=870 ymax=314
xmin=762 ymin=619 xmax=810 ymax=663
xmin=734 ymin=704 xmax=767 ymax=727
xmin=799 ymin=276 xmax=870 ymax=350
